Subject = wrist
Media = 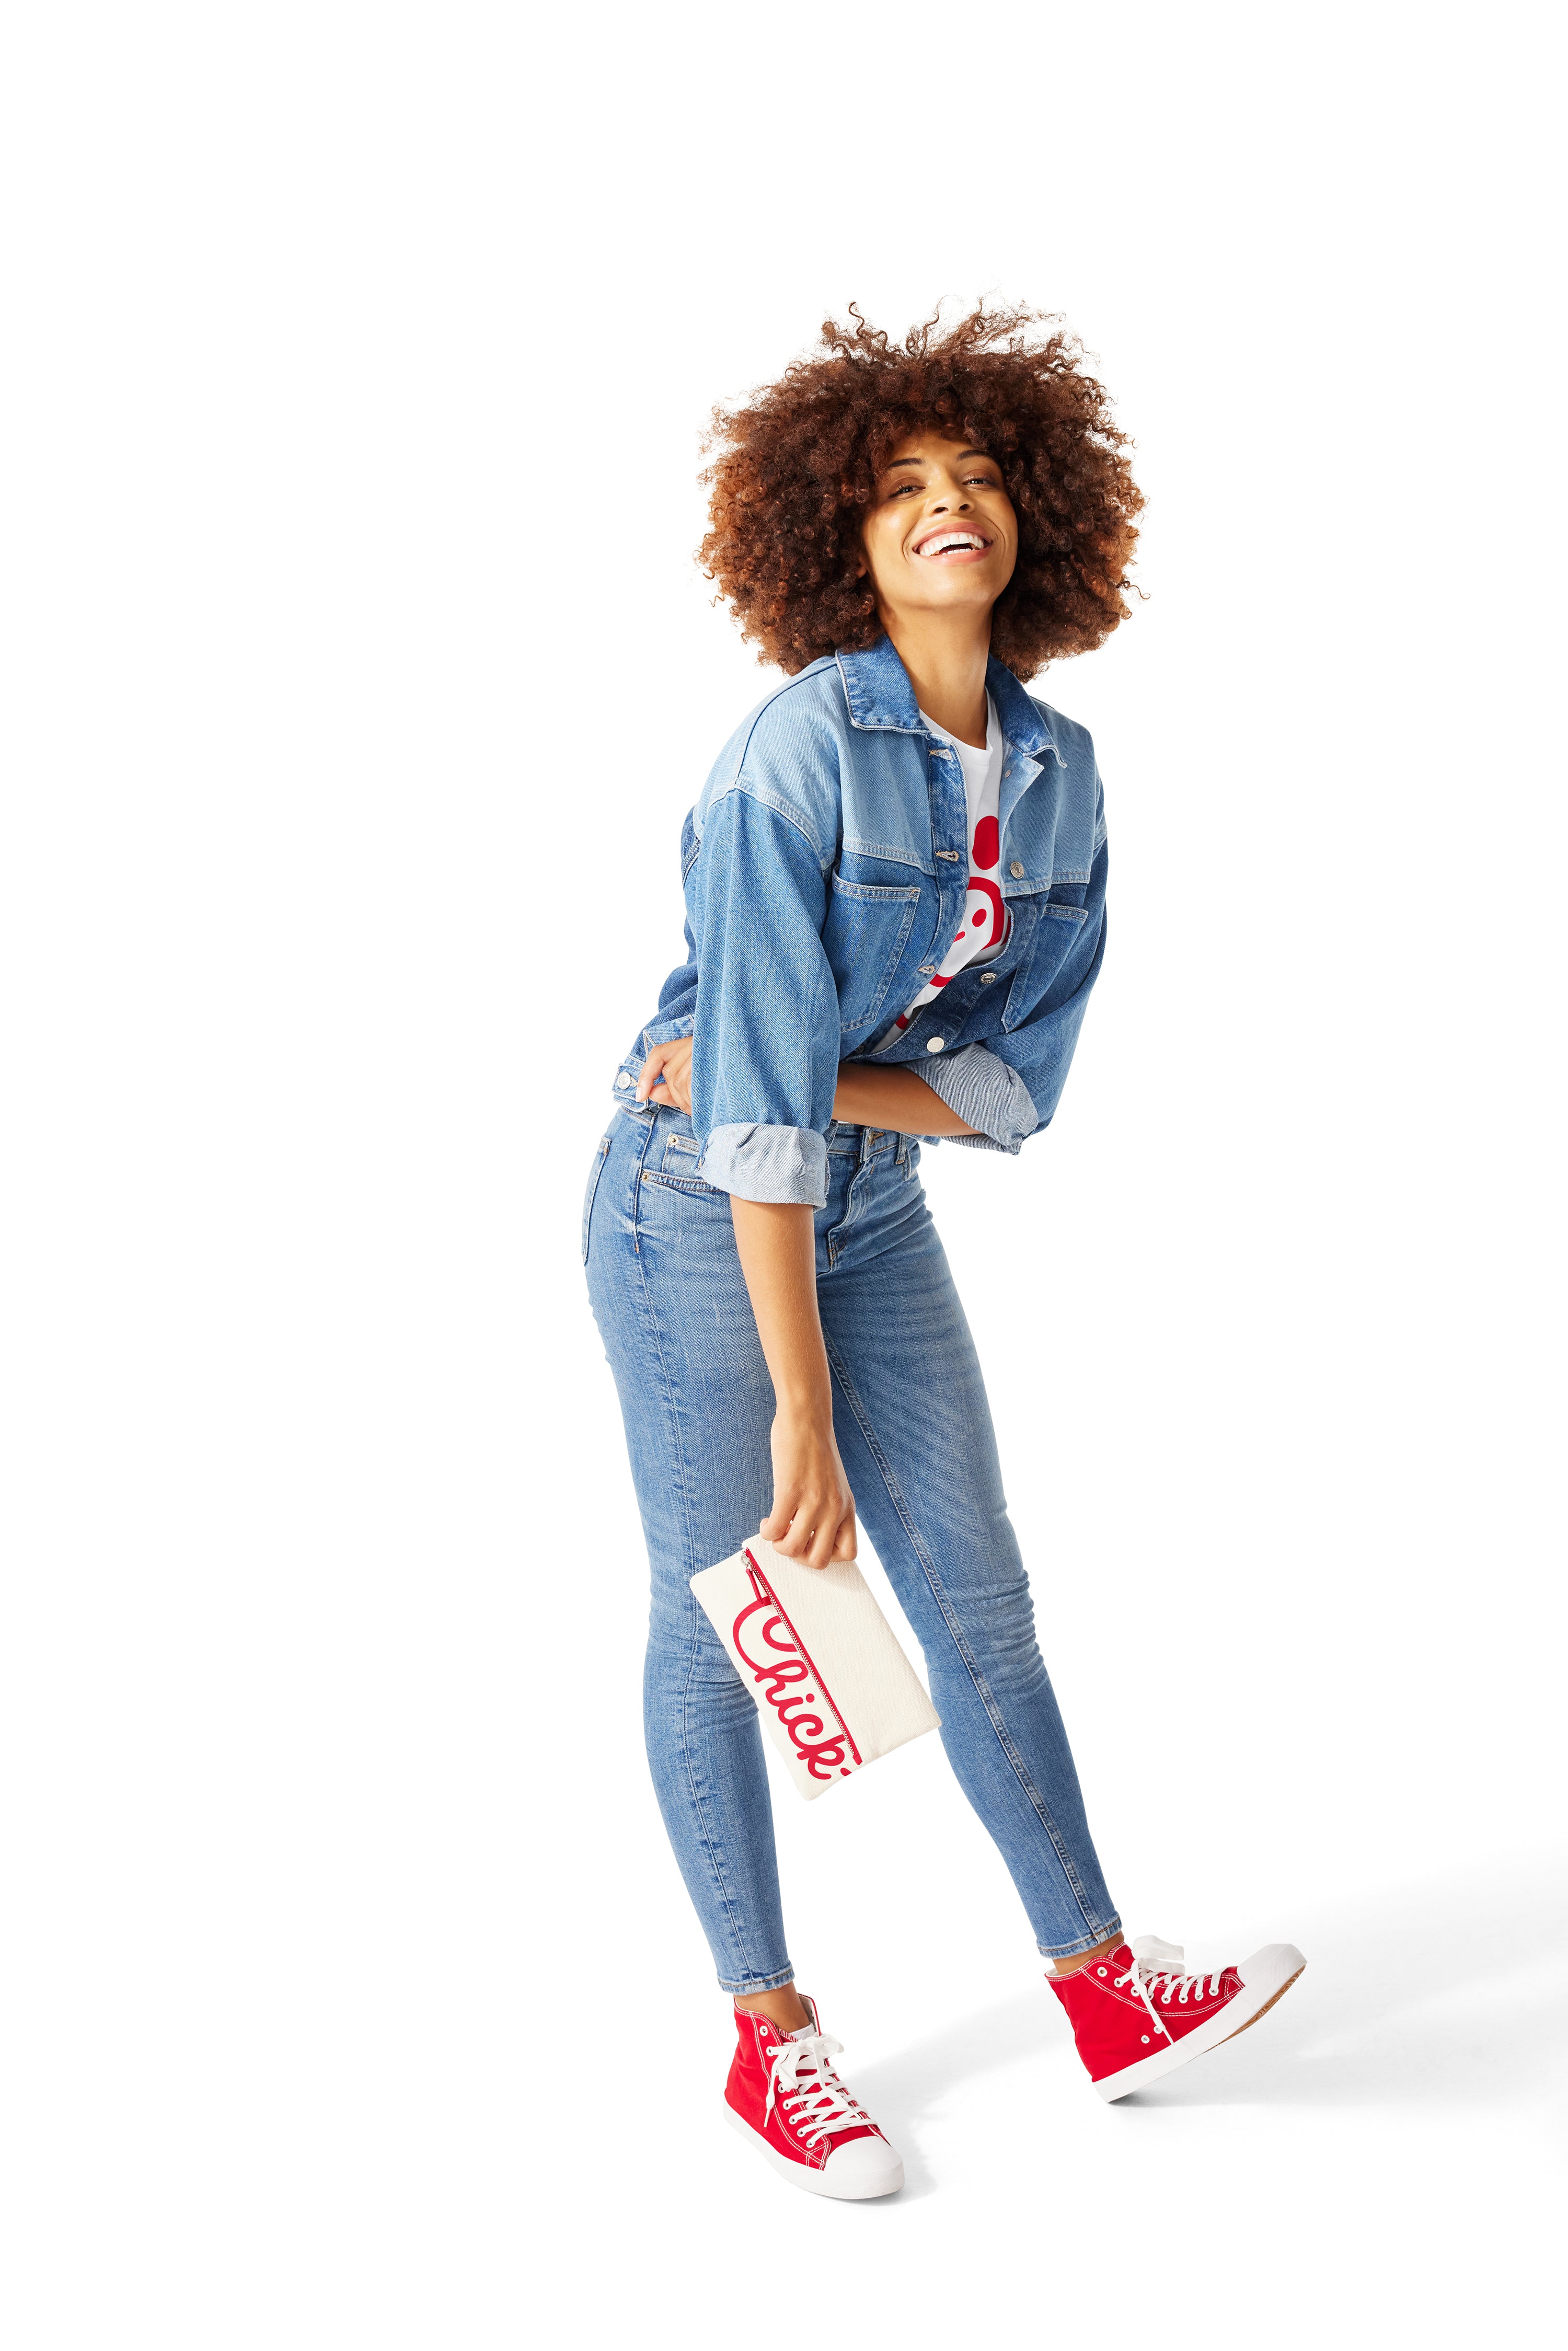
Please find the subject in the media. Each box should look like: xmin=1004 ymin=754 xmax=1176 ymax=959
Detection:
xmin=773 ymin=1375 xmax=833 ymax=1422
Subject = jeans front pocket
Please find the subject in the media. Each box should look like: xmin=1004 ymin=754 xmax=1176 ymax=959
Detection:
xmin=581 ymin=1128 xmax=613 ymax=1265
xmin=643 ymin=1123 xmax=720 ymax=1194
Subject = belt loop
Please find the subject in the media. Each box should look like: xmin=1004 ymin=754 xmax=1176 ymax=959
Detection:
xmin=859 ymin=1125 xmax=875 ymax=1166
xmin=894 ymin=1132 xmax=908 ymax=1167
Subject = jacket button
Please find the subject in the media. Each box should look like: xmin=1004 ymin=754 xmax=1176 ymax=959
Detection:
xmin=980 ymin=972 xmax=997 ymax=984
xmin=936 ymin=849 xmax=961 ymax=862
xmin=1010 ymin=861 xmax=1024 ymax=878
xmin=615 ymin=1071 xmax=632 ymax=1088
xmin=926 ymin=1036 xmax=946 ymax=1053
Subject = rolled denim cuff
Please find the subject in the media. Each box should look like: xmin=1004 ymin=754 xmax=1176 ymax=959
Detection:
xmin=640 ymin=1013 xmax=694 ymax=1046
xmin=917 ymin=1042 xmax=1039 ymax=1154
xmin=698 ymin=1122 xmax=829 ymax=1207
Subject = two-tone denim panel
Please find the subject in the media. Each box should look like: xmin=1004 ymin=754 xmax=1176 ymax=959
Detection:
xmin=616 ymin=637 xmax=1109 ymax=1190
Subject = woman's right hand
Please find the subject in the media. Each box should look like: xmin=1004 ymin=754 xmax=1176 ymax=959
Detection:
xmin=762 ymin=1405 xmax=858 ymax=1569
xmin=635 ymin=1035 xmax=694 ymax=1111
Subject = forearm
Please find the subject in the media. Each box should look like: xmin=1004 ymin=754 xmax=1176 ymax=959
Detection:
xmin=832 ymin=1061 xmax=978 ymax=1136
xmin=729 ymin=1198 xmax=832 ymax=1410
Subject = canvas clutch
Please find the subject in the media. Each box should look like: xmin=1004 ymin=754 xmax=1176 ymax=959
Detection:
xmin=689 ymin=1536 xmax=940 ymax=1801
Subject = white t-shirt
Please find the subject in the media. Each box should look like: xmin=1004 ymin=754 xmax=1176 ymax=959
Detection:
xmin=875 ymin=696 xmax=1009 ymax=1046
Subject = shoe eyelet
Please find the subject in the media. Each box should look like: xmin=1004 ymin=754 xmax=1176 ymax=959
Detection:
xmin=1097 ymin=1966 xmax=1107 ymax=1975
xmin=1140 ymin=2034 xmax=1150 ymax=2044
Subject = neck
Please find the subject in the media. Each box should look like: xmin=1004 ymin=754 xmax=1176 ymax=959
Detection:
xmin=878 ymin=606 xmax=993 ymax=746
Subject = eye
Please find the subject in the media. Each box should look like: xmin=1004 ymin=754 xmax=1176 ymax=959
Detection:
xmin=889 ymin=480 xmax=921 ymax=497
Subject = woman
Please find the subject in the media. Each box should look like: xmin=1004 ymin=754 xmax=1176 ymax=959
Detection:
xmin=583 ymin=308 xmax=1303 ymax=2199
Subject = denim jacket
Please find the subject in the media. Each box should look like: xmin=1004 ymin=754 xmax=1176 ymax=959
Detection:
xmin=613 ymin=636 xmax=1108 ymax=1207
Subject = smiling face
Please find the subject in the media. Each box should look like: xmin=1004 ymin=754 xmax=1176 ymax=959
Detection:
xmin=859 ymin=432 xmax=1018 ymax=628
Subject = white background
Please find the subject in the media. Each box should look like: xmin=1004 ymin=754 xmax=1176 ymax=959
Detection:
xmin=3 ymin=1 xmax=1563 ymax=2344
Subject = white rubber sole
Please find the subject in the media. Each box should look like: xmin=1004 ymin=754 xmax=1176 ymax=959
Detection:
xmin=725 ymin=2107 xmax=905 ymax=2199
xmin=1095 ymin=1942 xmax=1307 ymax=2102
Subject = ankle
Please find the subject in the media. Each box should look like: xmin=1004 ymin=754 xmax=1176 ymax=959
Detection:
xmin=735 ymin=1983 xmax=813 ymax=2035
xmin=1048 ymin=1932 xmax=1124 ymax=1979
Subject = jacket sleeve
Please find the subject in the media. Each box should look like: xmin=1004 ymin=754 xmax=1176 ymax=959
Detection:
xmin=686 ymin=784 xmax=840 ymax=1207
xmin=919 ymin=823 xmax=1109 ymax=1155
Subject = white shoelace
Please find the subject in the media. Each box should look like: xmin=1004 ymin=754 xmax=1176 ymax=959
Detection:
xmin=1115 ymin=1937 xmax=1225 ymax=2043
xmin=764 ymin=2031 xmax=873 ymax=2147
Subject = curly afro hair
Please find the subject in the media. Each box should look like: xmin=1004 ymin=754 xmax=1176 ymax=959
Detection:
xmin=699 ymin=304 xmax=1144 ymax=681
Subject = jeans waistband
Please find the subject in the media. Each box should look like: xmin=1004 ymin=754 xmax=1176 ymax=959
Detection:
xmin=825 ymin=1122 xmax=909 ymax=1163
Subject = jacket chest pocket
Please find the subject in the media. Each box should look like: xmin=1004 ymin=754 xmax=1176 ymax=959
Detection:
xmin=821 ymin=875 xmax=921 ymax=1030
xmin=1002 ymin=898 xmax=1090 ymax=1029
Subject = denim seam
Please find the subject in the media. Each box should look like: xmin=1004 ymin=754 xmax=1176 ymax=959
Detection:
xmin=999 ymin=869 xmax=1092 ymax=896
xmin=717 ymin=1965 xmax=799 ymax=1997
xmin=640 ymin=1171 xmax=721 ymax=1196
xmin=841 ymin=836 xmax=937 ymax=876
xmin=629 ymin=1120 xmax=762 ymax=1987
xmin=580 ymin=1132 xmax=611 ymax=1266
xmin=821 ymin=1331 xmax=1103 ymax=1941
xmin=1037 ymin=1920 xmax=1124 ymax=1962
xmin=823 ymin=1149 xmax=875 ymax=1268
xmin=716 ymin=659 xmax=843 ymax=799
xmin=828 ymin=877 xmax=922 ymax=904
xmin=701 ymin=776 xmax=830 ymax=868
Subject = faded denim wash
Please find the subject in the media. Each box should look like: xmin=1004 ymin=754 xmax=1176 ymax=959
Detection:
xmin=584 ymin=1103 xmax=1121 ymax=1991
xmin=611 ymin=636 xmax=1109 ymax=1207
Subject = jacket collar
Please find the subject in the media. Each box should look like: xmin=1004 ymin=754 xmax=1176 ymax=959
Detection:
xmin=835 ymin=636 xmax=1062 ymax=766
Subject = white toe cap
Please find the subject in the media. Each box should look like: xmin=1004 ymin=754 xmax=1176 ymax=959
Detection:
xmin=819 ymin=2134 xmax=905 ymax=2199
xmin=1237 ymin=1941 xmax=1307 ymax=1993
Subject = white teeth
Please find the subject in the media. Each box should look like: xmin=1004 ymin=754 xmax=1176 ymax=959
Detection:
xmin=919 ymin=533 xmax=986 ymax=556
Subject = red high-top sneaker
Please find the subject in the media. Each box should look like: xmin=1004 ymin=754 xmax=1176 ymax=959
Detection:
xmin=725 ymin=1999 xmax=904 ymax=2199
xmin=1051 ymin=1933 xmax=1306 ymax=2101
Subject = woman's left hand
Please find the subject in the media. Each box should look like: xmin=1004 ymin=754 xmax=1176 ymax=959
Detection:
xmin=636 ymin=1035 xmax=694 ymax=1111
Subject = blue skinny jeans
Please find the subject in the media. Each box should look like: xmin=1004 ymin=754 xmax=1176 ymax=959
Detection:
xmin=583 ymin=1104 xmax=1121 ymax=1993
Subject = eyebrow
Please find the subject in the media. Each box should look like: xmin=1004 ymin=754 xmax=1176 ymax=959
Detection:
xmin=884 ymin=447 xmax=993 ymax=471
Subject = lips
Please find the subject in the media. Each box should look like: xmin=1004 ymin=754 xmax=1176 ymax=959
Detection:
xmin=912 ymin=527 xmax=994 ymax=561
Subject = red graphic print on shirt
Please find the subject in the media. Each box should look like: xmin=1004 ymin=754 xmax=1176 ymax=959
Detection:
xmin=892 ymin=730 xmax=1010 ymax=1031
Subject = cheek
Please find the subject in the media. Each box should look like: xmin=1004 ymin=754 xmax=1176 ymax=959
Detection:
xmin=862 ymin=519 xmax=902 ymax=588
xmin=994 ymin=510 xmax=1019 ymax=580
